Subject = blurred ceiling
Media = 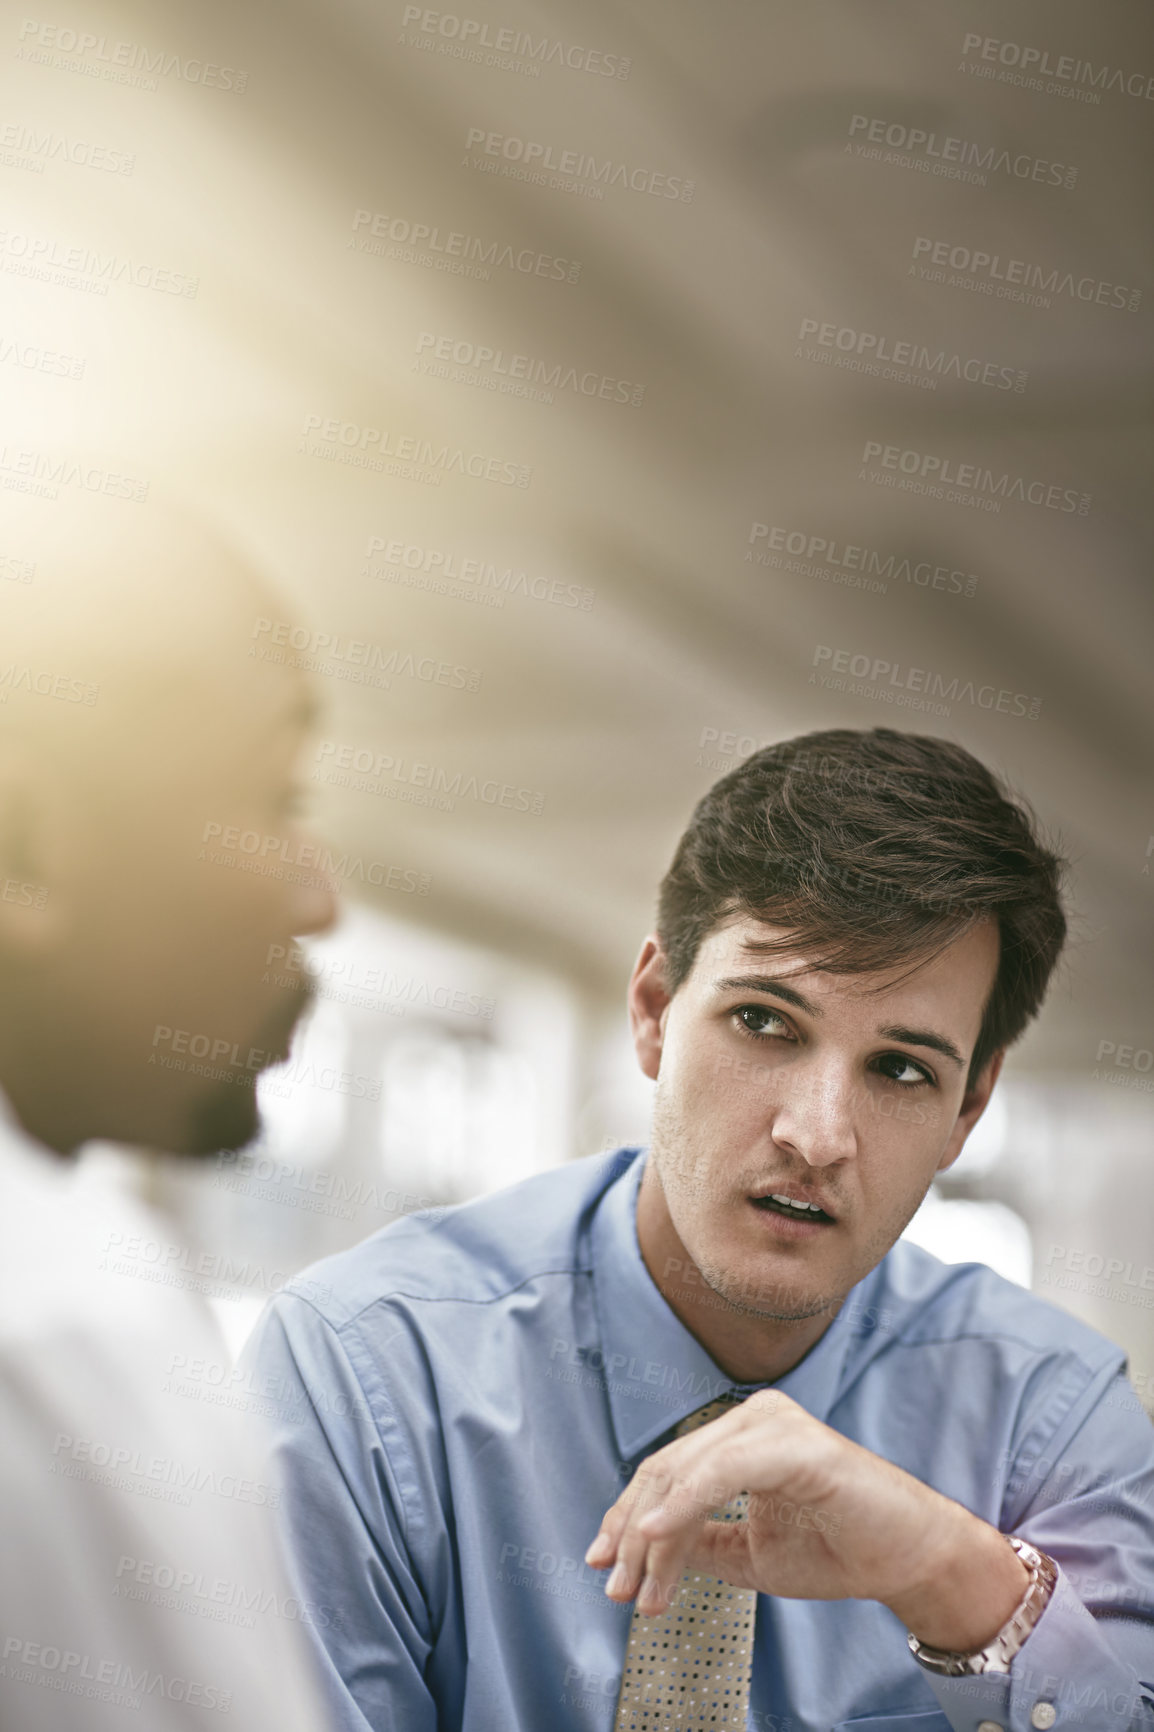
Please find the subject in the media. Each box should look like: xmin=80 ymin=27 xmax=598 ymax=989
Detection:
xmin=3 ymin=0 xmax=1152 ymax=1069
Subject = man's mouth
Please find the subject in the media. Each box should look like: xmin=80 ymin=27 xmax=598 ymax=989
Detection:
xmin=749 ymin=1191 xmax=836 ymax=1225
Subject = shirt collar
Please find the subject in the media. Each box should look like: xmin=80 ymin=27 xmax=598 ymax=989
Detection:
xmin=591 ymin=1148 xmax=867 ymax=1462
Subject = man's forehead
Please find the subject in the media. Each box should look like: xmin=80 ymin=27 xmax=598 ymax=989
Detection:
xmin=695 ymin=918 xmax=822 ymax=977
xmin=693 ymin=914 xmax=998 ymax=1002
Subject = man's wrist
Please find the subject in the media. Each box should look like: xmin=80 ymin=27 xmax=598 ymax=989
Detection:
xmin=887 ymin=1514 xmax=1030 ymax=1652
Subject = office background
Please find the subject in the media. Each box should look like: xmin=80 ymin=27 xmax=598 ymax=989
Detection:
xmin=3 ymin=0 xmax=1152 ymax=1393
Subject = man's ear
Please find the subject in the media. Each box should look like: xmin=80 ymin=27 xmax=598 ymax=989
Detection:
xmin=0 ymin=745 xmax=69 ymax=956
xmin=627 ymin=936 xmax=674 ymax=1082
xmin=936 ymin=1048 xmax=1005 ymax=1175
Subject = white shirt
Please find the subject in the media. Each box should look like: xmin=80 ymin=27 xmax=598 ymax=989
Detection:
xmin=0 ymin=1092 xmax=331 ymax=1730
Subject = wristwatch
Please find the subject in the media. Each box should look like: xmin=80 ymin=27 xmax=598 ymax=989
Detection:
xmin=907 ymin=1535 xmax=1058 ymax=1677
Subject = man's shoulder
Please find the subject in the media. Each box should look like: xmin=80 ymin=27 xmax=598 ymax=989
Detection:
xmin=279 ymin=1146 xmax=642 ymax=1330
xmin=876 ymin=1238 xmax=1127 ymax=1377
xmin=0 ymin=1135 xmax=221 ymax=1362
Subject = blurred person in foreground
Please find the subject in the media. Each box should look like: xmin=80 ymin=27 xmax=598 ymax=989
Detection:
xmin=250 ymin=728 xmax=1154 ymax=1732
xmin=0 ymin=495 xmax=338 ymax=1729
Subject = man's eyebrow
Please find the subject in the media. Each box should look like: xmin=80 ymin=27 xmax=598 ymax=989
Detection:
xmin=711 ymin=978 xmax=967 ymax=1069
xmin=712 ymin=976 xmax=821 ymax=1016
xmin=877 ymin=1026 xmax=965 ymax=1069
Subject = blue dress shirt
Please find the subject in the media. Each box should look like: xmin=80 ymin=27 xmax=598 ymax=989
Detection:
xmin=247 ymin=1147 xmax=1154 ymax=1732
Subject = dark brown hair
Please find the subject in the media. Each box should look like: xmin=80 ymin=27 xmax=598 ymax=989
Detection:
xmin=657 ymin=728 xmax=1068 ymax=1089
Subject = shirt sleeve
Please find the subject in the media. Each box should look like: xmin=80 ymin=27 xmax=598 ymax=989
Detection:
xmin=243 ymin=1292 xmax=443 ymax=1732
xmin=926 ymin=1366 xmax=1154 ymax=1732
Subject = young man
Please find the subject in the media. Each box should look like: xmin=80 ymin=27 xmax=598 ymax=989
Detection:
xmin=0 ymin=498 xmax=338 ymax=1729
xmin=250 ymin=728 xmax=1154 ymax=1732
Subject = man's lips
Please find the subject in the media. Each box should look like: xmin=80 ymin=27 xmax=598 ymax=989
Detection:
xmin=748 ymin=1189 xmax=837 ymax=1224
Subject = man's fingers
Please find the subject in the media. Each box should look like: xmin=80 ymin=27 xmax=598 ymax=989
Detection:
xmin=586 ymin=1460 xmax=675 ymax=1573
xmin=681 ymin=1517 xmax=752 ymax=1585
xmin=631 ymin=1529 xmax=700 ymax=1614
xmin=603 ymin=1467 xmax=744 ymax=1607
xmin=625 ymin=1514 xmax=756 ymax=1614
xmin=637 ymin=1460 xmax=742 ymax=1536
xmin=586 ymin=1401 xmax=776 ymax=1589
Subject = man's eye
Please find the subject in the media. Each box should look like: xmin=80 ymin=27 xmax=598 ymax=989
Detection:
xmin=875 ymin=1054 xmax=933 ymax=1088
xmin=735 ymin=1005 xmax=790 ymax=1039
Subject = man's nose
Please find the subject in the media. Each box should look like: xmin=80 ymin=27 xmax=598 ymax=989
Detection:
xmin=767 ymin=1063 xmax=860 ymax=1167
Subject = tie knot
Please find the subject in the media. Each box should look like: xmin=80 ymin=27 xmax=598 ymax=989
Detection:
xmin=674 ymin=1393 xmax=741 ymax=1438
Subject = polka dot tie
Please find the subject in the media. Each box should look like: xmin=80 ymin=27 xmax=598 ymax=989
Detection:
xmin=612 ymin=1396 xmax=756 ymax=1730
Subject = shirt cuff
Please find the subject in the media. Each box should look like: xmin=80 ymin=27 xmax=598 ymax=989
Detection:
xmin=923 ymin=1565 xmax=1153 ymax=1732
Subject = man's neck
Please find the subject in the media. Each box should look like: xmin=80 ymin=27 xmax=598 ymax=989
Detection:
xmin=634 ymin=1157 xmax=839 ymax=1385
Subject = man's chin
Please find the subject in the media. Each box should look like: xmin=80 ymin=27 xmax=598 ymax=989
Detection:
xmin=177 ymin=986 xmax=313 ymax=1157
xmin=180 ymin=1078 xmax=264 ymax=1159
xmin=696 ymin=1253 xmax=842 ymax=1324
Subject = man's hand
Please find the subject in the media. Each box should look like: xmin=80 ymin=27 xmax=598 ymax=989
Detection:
xmin=585 ymin=1391 xmax=1028 ymax=1651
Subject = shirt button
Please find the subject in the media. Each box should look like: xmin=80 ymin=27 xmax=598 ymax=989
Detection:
xmin=1031 ymin=1706 xmax=1058 ymax=1730
xmin=977 ymin=1722 xmax=1004 ymax=1732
